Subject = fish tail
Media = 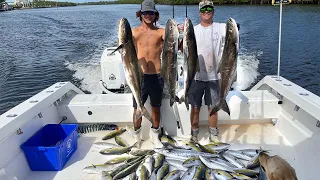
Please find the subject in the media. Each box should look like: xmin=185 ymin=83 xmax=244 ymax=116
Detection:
xmin=210 ymin=106 xmax=220 ymax=116
xmin=141 ymin=106 xmax=153 ymax=123
xmin=135 ymin=109 xmax=143 ymax=123
xmin=184 ymin=96 xmax=189 ymax=111
xmin=131 ymin=141 xmax=139 ymax=148
xmin=170 ymin=96 xmax=179 ymax=107
xmin=259 ymin=146 xmax=271 ymax=154
xmin=196 ymin=60 xmax=200 ymax=72
xmin=179 ymin=94 xmax=184 ymax=102
xmin=179 ymin=94 xmax=189 ymax=111
xmin=221 ymin=100 xmax=230 ymax=115
xmin=170 ymin=98 xmax=174 ymax=107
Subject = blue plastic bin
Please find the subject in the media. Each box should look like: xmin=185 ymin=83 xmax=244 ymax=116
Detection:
xmin=21 ymin=124 xmax=78 ymax=171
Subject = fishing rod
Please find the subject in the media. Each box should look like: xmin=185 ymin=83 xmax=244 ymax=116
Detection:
xmin=172 ymin=0 xmax=174 ymax=18
xmin=185 ymin=0 xmax=188 ymax=18
xmin=277 ymin=0 xmax=283 ymax=81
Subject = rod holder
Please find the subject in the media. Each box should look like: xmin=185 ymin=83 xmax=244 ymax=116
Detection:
xmin=316 ymin=121 xmax=320 ymax=128
xmin=294 ymin=105 xmax=300 ymax=112
xmin=16 ymin=128 xmax=23 ymax=135
xmin=272 ymin=119 xmax=278 ymax=126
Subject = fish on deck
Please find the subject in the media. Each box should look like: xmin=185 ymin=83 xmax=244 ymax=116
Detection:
xmin=259 ymin=152 xmax=298 ymax=180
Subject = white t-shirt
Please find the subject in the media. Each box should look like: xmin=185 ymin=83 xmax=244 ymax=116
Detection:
xmin=194 ymin=22 xmax=226 ymax=81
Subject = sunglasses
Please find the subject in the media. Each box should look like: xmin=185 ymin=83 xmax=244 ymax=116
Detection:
xmin=142 ymin=11 xmax=155 ymax=16
xmin=200 ymin=6 xmax=214 ymax=13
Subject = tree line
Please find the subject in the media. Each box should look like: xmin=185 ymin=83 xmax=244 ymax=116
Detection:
xmin=32 ymin=0 xmax=77 ymax=7
xmin=78 ymin=0 xmax=211 ymax=5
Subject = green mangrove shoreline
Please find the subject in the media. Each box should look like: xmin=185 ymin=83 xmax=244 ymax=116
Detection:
xmin=6 ymin=0 xmax=319 ymax=10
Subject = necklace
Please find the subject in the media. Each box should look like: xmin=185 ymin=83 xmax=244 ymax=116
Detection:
xmin=147 ymin=30 xmax=151 ymax=38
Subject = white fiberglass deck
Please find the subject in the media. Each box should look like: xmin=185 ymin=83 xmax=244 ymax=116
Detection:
xmin=25 ymin=123 xmax=293 ymax=180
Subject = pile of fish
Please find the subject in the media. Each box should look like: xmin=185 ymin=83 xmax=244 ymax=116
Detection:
xmin=83 ymin=128 xmax=268 ymax=180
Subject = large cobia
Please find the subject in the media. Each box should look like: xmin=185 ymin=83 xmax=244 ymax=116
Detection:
xmin=117 ymin=18 xmax=152 ymax=123
xmin=180 ymin=18 xmax=199 ymax=110
xmin=161 ymin=18 xmax=179 ymax=106
xmin=211 ymin=17 xmax=239 ymax=116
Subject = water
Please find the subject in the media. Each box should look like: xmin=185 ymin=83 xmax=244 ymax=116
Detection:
xmin=0 ymin=5 xmax=319 ymax=115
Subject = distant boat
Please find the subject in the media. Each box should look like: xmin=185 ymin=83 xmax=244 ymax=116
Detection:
xmin=272 ymin=0 xmax=291 ymax=5
xmin=0 ymin=2 xmax=14 ymax=11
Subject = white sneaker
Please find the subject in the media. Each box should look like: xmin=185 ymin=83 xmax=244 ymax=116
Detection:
xmin=190 ymin=128 xmax=199 ymax=143
xmin=209 ymin=127 xmax=220 ymax=143
xmin=149 ymin=128 xmax=164 ymax=148
xmin=201 ymin=127 xmax=220 ymax=144
xmin=132 ymin=127 xmax=142 ymax=148
xmin=209 ymin=135 xmax=220 ymax=143
xmin=125 ymin=126 xmax=135 ymax=136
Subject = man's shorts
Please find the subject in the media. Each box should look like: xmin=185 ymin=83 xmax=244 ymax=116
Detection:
xmin=188 ymin=80 xmax=220 ymax=109
xmin=133 ymin=74 xmax=164 ymax=108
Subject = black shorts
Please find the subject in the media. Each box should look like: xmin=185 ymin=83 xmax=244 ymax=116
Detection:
xmin=133 ymin=74 xmax=164 ymax=108
xmin=188 ymin=80 xmax=220 ymax=109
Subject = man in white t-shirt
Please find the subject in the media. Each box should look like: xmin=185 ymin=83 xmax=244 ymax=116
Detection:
xmin=188 ymin=0 xmax=226 ymax=143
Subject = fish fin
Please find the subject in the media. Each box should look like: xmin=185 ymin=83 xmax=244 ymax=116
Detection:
xmin=221 ymin=100 xmax=230 ymax=115
xmin=162 ymin=82 xmax=170 ymax=97
xmin=107 ymin=42 xmax=126 ymax=55
xmin=99 ymin=149 xmax=108 ymax=155
xmin=210 ymin=106 xmax=220 ymax=117
xmin=180 ymin=66 xmax=184 ymax=76
xmin=132 ymin=141 xmax=139 ymax=148
xmin=170 ymin=98 xmax=175 ymax=107
xmin=141 ymin=107 xmax=153 ymax=123
xmin=259 ymin=146 xmax=271 ymax=154
xmin=179 ymin=95 xmax=189 ymax=111
xmin=185 ymin=96 xmax=189 ymax=111
xmin=170 ymin=96 xmax=180 ymax=107
xmin=137 ymin=62 xmax=144 ymax=81
xmin=175 ymin=95 xmax=180 ymax=103
xmin=218 ymin=64 xmax=221 ymax=74
xmin=135 ymin=109 xmax=143 ymax=122
xmin=233 ymin=72 xmax=237 ymax=85
xmin=196 ymin=59 xmax=200 ymax=72
xmin=179 ymin=94 xmax=185 ymax=103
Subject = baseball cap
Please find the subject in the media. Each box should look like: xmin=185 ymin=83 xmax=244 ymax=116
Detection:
xmin=141 ymin=0 xmax=157 ymax=12
xmin=199 ymin=0 xmax=214 ymax=10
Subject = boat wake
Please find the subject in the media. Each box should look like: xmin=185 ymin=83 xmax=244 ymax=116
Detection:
xmin=232 ymin=48 xmax=261 ymax=91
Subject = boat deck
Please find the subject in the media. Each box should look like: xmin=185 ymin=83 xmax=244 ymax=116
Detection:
xmin=25 ymin=123 xmax=293 ymax=180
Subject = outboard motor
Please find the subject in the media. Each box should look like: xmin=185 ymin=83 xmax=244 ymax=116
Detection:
xmin=99 ymin=47 xmax=127 ymax=94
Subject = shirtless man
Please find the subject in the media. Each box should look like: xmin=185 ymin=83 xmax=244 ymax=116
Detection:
xmin=129 ymin=0 xmax=165 ymax=148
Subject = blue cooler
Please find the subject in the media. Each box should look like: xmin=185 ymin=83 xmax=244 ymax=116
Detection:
xmin=21 ymin=124 xmax=78 ymax=171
